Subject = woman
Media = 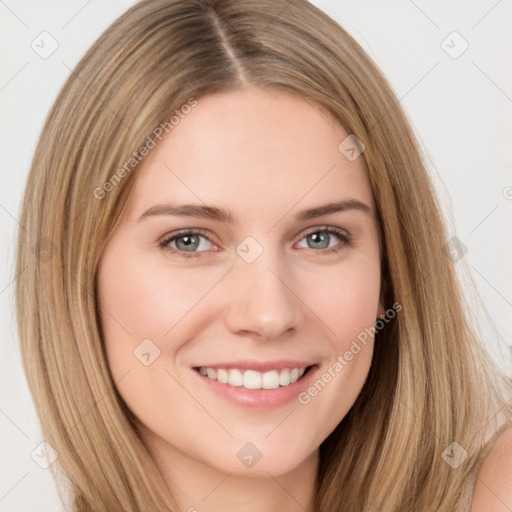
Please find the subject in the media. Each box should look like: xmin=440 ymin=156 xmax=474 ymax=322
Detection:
xmin=15 ymin=0 xmax=512 ymax=510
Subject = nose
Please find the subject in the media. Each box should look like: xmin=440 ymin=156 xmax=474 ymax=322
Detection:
xmin=223 ymin=250 xmax=305 ymax=341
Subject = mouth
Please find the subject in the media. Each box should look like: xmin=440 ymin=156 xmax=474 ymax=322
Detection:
xmin=192 ymin=362 xmax=319 ymax=408
xmin=193 ymin=365 xmax=314 ymax=390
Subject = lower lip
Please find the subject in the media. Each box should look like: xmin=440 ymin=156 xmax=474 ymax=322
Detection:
xmin=193 ymin=365 xmax=319 ymax=409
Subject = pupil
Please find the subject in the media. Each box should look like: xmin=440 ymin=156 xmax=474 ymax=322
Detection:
xmin=178 ymin=235 xmax=198 ymax=251
xmin=310 ymin=232 xmax=328 ymax=249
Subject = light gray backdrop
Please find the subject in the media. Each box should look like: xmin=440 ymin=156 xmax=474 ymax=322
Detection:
xmin=1 ymin=1 xmax=511 ymax=510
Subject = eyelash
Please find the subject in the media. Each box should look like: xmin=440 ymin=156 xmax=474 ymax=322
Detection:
xmin=158 ymin=226 xmax=352 ymax=259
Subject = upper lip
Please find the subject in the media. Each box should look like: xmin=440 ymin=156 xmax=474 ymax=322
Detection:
xmin=193 ymin=360 xmax=317 ymax=372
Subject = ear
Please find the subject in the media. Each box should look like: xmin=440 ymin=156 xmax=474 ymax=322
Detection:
xmin=377 ymin=302 xmax=385 ymax=319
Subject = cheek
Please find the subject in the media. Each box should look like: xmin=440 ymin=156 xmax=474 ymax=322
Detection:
xmin=97 ymin=248 xmax=233 ymax=400
xmin=97 ymin=249 xmax=202 ymax=428
xmin=292 ymin=248 xmax=380 ymax=427
xmin=97 ymin=250 xmax=218 ymax=349
xmin=96 ymin=249 xmax=177 ymax=382
xmin=98 ymin=255 xmax=185 ymax=338
xmin=304 ymin=251 xmax=381 ymax=349
xmin=294 ymin=263 xmax=379 ymax=441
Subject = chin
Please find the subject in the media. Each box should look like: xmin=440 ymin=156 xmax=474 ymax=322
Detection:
xmin=202 ymin=435 xmax=319 ymax=478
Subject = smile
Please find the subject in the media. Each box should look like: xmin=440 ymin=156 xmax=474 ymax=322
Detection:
xmin=192 ymin=361 xmax=318 ymax=408
xmin=197 ymin=366 xmax=307 ymax=389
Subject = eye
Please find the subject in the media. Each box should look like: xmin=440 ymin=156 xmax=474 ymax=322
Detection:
xmin=159 ymin=229 xmax=217 ymax=259
xmin=159 ymin=226 xmax=352 ymax=259
xmin=296 ymin=226 xmax=351 ymax=254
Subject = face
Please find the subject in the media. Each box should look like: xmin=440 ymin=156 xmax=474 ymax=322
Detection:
xmin=97 ymin=86 xmax=383 ymax=479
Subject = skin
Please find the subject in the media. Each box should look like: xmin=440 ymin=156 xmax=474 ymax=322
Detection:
xmin=471 ymin=426 xmax=512 ymax=511
xmin=97 ymin=86 xmax=384 ymax=511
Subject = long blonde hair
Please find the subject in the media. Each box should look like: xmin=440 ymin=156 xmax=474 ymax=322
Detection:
xmin=15 ymin=0 xmax=511 ymax=510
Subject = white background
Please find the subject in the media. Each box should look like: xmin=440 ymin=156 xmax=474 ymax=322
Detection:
xmin=1 ymin=1 xmax=511 ymax=510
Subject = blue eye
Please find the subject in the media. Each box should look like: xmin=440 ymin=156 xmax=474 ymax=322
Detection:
xmin=159 ymin=226 xmax=352 ymax=259
xmin=297 ymin=226 xmax=351 ymax=254
xmin=159 ymin=229 xmax=214 ymax=259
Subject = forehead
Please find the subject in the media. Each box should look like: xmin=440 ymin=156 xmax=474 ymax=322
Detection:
xmin=124 ymin=87 xmax=373 ymax=223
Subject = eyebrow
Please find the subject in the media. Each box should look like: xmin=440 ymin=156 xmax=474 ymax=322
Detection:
xmin=138 ymin=199 xmax=372 ymax=224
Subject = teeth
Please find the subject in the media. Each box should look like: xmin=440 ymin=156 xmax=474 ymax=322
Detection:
xmin=262 ymin=370 xmax=280 ymax=389
xmin=279 ymin=368 xmax=290 ymax=386
xmin=243 ymin=370 xmax=261 ymax=389
xmin=217 ymin=368 xmax=229 ymax=384
xmin=198 ymin=366 xmax=308 ymax=389
xmin=228 ymin=369 xmax=243 ymax=387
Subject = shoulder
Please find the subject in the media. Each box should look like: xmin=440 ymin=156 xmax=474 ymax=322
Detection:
xmin=470 ymin=425 xmax=512 ymax=511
